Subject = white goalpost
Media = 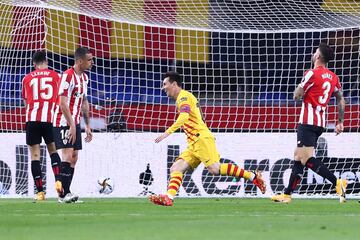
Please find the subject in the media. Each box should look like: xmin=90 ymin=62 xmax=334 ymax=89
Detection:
xmin=0 ymin=0 xmax=359 ymax=198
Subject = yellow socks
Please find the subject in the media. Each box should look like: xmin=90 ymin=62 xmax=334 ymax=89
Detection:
xmin=220 ymin=163 xmax=255 ymax=180
xmin=166 ymin=171 xmax=183 ymax=198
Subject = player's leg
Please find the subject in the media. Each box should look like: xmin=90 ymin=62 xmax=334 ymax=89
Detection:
xmin=26 ymin=122 xmax=45 ymax=201
xmin=66 ymin=124 xmax=82 ymax=191
xmin=46 ymin=143 xmax=63 ymax=193
xmin=149 ymin=149 xmax=195 ymax=206
xmin=69 ymin=149 xmax=78 ymax=190
xmin=206 ymin=162 xmax=266 ymax=194
xmin=29 ymin=144 xmax=45 ymax=201
xmin=60 ymin=148 xmax=77 ymax=196
xmin=304 ymin=153 xmax=337 ymax=186
xmin=298 ymin=125 xmax=346 ymax=201
xmin=53 ymin=125 xmax=70 ymax=200
xmin=166 ymin=159 xmax=190 ymax=198
xmin=273 ymin=124 xmax=346 ymax=202
xmin=150 ymin=160 xmax=190 ymax=206
xmin=271 ymin=147 xmax=308 ymax=203
xmin=304 ymin=152 xmax=347 ymax=202
xmin=42 ymin=122 xmax=63 ymax=194
xmin=198 ymin=136 xmax=266 ymax=194
xmin=296 ymin=126 xmax=336 ymax=184
xmin=286 ymin=147 xmax=310 ymax=193
xmin=47 ymin=143 xmax=61 ymax=180
xmin=272 ymin=124 xmax=314 ymax=202
xmin=304 ymin=155 xmax=347 ymax=202
xmin=57 ymin=148 xmax=81 ymax=203
xmin=54 ymin=124 xmax=82 ymax=202
xmin=208 ymin=162 xmax=254 ymax=180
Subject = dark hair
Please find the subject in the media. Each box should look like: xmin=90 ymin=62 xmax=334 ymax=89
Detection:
xmin=32 ymin=50 xmax=47 ymax=65
xmin=318 ymin=43 xmax=334 ymax=63
xmin=75 ymin=47 xmax=91 ymax=60
xmin=164 ymin=71 xmax=182 ymax=87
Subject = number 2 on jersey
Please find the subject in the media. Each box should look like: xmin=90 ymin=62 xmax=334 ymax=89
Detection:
xmin=29 ymin=77 xmax=53 ymax=100
xmin=319 ymin=81 xmax=331 ymax=104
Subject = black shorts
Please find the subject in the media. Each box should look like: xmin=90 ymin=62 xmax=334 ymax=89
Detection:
xmin=297 ymin=124 xmax=325 ymax=147
xmin=26 ymin=121 xmax=54 ymax=146
xmin=53 ymin=124 xmax=82 ymax=150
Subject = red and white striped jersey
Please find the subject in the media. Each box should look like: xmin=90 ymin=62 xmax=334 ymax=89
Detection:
xmin=53 ymin=67 xmax=89 ymax=127
xmin=22 ymin=69 xmax=60 ymax=123
xmin=298 ymin=66 xmax=341 ymax=128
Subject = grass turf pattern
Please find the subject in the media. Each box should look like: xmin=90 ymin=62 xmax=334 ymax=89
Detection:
xmin=0 ymin=198 xmax=359 ymax=240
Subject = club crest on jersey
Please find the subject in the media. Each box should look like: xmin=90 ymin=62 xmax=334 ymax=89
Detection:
xmin=62 ymin=138 xmax=68 ymax=145
xmin=73 ymin=91 xmax=82 ymax=98
xmin=61 ymin=81 xmax=70 ymax=90
xmin=179 ymin=97 xmax=187 ymax=103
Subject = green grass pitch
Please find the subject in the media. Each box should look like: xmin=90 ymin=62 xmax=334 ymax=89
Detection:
xmin=0 ymin=198 xmax=359 ymax=240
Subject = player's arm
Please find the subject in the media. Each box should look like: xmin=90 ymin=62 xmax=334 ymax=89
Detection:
xmin=164 ymin=103 xmax=190 ymax=135
xmin=293 ymin=86 xmax=304 ymax=101
xmin=21 ymin=78 xmax=27 ymax=106
xmin=166 ymin=112 xmax=189 ymax=134
xmin=155 ymin=103 xmax=190 ymax=143
xmin=59 ymin=96 xmax=76 ymax=144
xmin=82 ymin=97 xmax=93 ymax=143
xmin=294 ymin=70 xmax=313 ymax=100
xmin=58 ymin=73 xmax=76 ymax=143
xmin=82 ymin=97 xmax=90 ymax=126
xmin=333 ymin=89 xmax=345 ymax=135
xmin=155 ymin=112 xmax=189 ymax=143
xmin=197 ymin=102 xmax=206 ymax=122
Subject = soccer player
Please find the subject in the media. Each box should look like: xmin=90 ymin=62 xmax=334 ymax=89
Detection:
xmin=271 ymin=43 xmax=347 ymax=203
xmin=22 ymin=50 xmax=63 ymax=201
xmin=149 ymin=71 xmax=266 ymax=206
xmin=53 ymin=47 xmax=93 ymax=203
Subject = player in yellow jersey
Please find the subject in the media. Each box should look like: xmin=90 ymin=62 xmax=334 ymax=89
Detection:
xmin=149 ymin=71 xmax=266 ymax=206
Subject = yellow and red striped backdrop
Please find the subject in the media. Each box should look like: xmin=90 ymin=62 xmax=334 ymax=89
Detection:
xmin=0 ymin=3 xmax=13 ymax=49
xmin=176 ymin=0 xmax=209 ymax=62
xmin=1 ymin=0 xmax=209 ymax=62
xmin=111 ymin=0 xmax=145 ymax=59
xmin=46 ymin=9 xmax=79 ymax=55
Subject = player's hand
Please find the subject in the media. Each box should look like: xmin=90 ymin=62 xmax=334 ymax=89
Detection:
xmin=335 ymin=122 xmax=344 ymax=135
xmin=85 ymin=125 xmax=93 ymax=143
xmin=155 ymin=132 xmax=170 ymax=143
xmin=68 ymin=124 xmax=76 ymax=144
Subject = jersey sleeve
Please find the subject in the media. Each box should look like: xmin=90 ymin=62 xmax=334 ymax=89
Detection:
xmin=51 ymin=71 xmax=61 ymax=102
xmin=299 ymin=70 xmax=314 ymax=92
xmin=53 ymin=72 xmax=61 ymax=88
xmin=21 ymin=76 xmax=27 ymax=100
xmin=84 ymin=73 xmax=89 ymax=97
xmin=177 ymin=93 xmax=192 ymax=114
xmin=59 ymin=73 xmax=72 ymax=97
xmin=166 ymin=112 xmax=189 ymax=134
xmin=165 ymin=91 xmax=191 ymax=134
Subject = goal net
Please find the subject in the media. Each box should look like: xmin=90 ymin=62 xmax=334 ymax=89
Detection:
xmin=0 ymin=0 xmax=359 ymax=198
